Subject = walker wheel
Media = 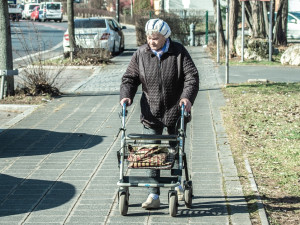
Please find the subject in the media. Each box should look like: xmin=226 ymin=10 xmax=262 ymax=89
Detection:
xmin=184 ymin=187 xmax=192 ymax=208
xmin=169 ymin=193 xmax=178 ymax=217
xmin=119 ymin=192 xmax=128 ymax=216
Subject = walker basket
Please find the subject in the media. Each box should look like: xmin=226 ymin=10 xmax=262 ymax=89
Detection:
xmin=127 ymin=144 xmax=175 ymax=170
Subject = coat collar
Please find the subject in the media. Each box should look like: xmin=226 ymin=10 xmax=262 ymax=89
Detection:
xmin=145 ymin=38 xmax=177 ymax=57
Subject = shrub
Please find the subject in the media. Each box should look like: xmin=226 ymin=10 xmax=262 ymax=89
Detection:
xmin=12 ymin=21 xmax=65 ymax=96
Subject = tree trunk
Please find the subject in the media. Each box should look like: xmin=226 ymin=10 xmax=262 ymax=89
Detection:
xmin=0 ymin=1 xmax=14 ymax=97
xmin=250 ymin=1 xmax=263 ymax=37
xmin=67 ymin=0 xmax=75 ymax=60
xmin=229 ymin=0 xmax=239 ymax=57
xmin=273 ymin=0 xmax=288 ymax=45
xmin=244 ymin=1 xmax=253 ymax=34
xmin=212 ymin=0 xmax=225 ymax=54
xmin=262 ymin=2 xmax=269 ymax=38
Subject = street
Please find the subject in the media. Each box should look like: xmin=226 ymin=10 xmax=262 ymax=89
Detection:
xmin=11 ymin=20 xmax=68 ymax=67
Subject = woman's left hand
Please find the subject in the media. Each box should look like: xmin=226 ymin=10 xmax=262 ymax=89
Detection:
xmin=180 ymin=98 xmax=192 ymax=112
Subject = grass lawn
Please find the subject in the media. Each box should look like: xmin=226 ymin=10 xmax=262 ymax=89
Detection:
xmin=222 ymin=82 xmax=300 ymax=225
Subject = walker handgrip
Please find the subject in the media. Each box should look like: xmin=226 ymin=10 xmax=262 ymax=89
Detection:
xmin=181 ymin=103 xmax=185 ymax=116
xmin=122 ymin=102 xmax=127 ymax=117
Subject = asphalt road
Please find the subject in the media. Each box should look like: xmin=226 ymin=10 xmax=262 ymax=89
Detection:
xmin=218 ymin=65 xmax=300 ymax=83
xmin=11 ymin=20 xmax=68 ymax=67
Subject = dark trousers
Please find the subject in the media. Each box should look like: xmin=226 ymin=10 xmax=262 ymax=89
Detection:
xmin=143 ymin=125 xmax=176 ymax=195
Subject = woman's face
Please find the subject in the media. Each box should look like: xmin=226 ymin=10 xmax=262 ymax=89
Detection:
xmin=147 ymin=33 xmax=166 ymax=51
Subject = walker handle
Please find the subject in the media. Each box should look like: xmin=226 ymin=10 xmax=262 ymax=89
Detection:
xmin=122 ymin=102 xmax=127 ymax=128
xmin=180 ymin=103 xmax=185 ymax=130
xmin=122 ymin=102 xmax=127 ymax=117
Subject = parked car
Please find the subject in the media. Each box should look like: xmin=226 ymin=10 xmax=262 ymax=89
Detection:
xmin=30 ymin=6 xmax=40 ymax=21
xmin=287 ymin=11 xmax=300 ymax=39
xmin=22 ymin=3 xmax=40 ymax=20
xmin=8 ymin=3 xmax=22 ymax=21
xmin=63 ymin=17 xmax=126 ymax=58
xmin=39 ymin=2 xmax=63 ymax=22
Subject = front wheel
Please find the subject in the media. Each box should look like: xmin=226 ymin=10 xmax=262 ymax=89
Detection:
xmin=169 ymin=194 xmax=178 ymax=217
xmin=111 ymin=41 xmax=116 ymax=56
xmin=119 ymin=192 xmax=128 ymax=216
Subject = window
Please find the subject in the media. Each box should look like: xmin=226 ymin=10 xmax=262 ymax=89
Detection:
xmin=29 ymin=5 xmax=39 ymax=10
xmin=46 ymin=4 xmax=61 ymax=10
xmin=75 ymin=19 xmax=107 ymax=29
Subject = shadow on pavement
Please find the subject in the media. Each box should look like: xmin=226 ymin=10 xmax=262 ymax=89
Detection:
xmin=0 ymin=129 xmax=105 ymax=158
xmin=0 ymin=174 xmax=76 ymax=217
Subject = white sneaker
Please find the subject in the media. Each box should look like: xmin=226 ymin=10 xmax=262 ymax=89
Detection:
xmin=142 ymin=196 xmax=160 ymax=209
xmin=175 ymin=186 xmax=184 ymax=201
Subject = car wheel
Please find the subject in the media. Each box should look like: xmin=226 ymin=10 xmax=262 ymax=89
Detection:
xmin=111 ymin=41 xmax=116 ymax=56
xmin=120 ymin=42 xmax=125 ymax=52
xmin=63 ymin=52 xmax=70 ymax=59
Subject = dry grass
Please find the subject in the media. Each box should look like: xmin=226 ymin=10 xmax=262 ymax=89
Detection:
xmin=222 ymin=82 xmax=300 ymax=225
xmin=0 ymin=94 xmax=52 ymax=105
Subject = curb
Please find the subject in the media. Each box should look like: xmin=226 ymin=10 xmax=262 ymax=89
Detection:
xmin=0 ymin=104 xmax=39 ymax=133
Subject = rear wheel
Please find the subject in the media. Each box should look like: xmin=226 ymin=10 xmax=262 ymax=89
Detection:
xmin=184 ymin=187 xmax=192 ymax=208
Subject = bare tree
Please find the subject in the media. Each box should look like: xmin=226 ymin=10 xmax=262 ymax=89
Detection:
xmin=0 ymin=1 xmax=14 ymax=97
xmin=67 ymin=0 xmax=75 ymax=60
xmin=229 ymin=0 xmax=239 ymax=57
xmin=212 ymin=0 xmax=225 ymax=53
xmin=242 ymin=1 xmax=269 ymax=38
xmin=273 ymin=0 xmax=288 ymax=45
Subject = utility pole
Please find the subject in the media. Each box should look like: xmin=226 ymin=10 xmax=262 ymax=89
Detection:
xmin=217 ymin=0 xmax=220 ymax=63
xmin=269 ymin=0 xmax=273 ymax=61
xmin=0 ymin=1 xmax=15 ymax=98
xmin=116 ymin=0 xmax=120 ymax=23
xmin=225 ymin=0 xmax=230 ymax=84
xmin=130 ymin=0 xmax=133 ymax=19
xmin=67 ymin=0 xmax=75 ymax=61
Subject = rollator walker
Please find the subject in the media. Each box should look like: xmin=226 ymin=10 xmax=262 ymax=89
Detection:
xmin=117 ymin=103 xmax=193 ymax=216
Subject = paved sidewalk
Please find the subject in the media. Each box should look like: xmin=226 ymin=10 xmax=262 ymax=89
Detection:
xmin=0 ymin=45 xmax=253 ymax=225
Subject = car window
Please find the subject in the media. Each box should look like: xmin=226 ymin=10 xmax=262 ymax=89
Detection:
xmin=288 ymin=15 xmax=295 ymax=23
xmin=75 ymin=19 xmax=106 ymax=28
xmin=47 ymin=4 xmax=61 ymax=10
xmin=29 ymin=5 xmax=39 ymax=10
xmin=112 ymin=19 xmax=122 ymax=30
xmin=290 ymin=12 xmax=300 ymax=20
xmin=107 ymin=20 xmax=115 ymax=30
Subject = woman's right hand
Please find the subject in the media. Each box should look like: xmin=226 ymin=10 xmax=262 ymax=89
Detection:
xmin=120 ymin=98 xmax=132 ymax=106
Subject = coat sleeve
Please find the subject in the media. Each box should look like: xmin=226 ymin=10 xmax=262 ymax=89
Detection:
xmin=180 ymin=47 xmax=199 ymax=105
xmin=120 ymin=51 xmax=141 ymax=102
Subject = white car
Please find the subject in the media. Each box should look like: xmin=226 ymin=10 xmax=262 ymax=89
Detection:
xmin=22 ymin=3 xmax=40 ymax=20
xmin=63 ymin=17 xmax=126 ymax=58
xmin=287 ymin=12 xmax=300 ymax=39
xmin=39 ymin=2 xmax=63 ymax=22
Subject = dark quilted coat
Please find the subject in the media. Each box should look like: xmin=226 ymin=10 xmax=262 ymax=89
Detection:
xmin=120 ymin=40 xmax=199 ymax=129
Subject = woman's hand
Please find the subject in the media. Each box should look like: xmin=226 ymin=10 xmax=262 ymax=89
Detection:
xmin=120 ymin=98 xmax=132 ymax=106
xmin=180 ymin=98 xmax=192 ymax=112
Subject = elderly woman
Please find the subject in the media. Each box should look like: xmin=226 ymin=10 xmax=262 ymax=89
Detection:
xmin=120 ymin=19 xmax=199 ymax=209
